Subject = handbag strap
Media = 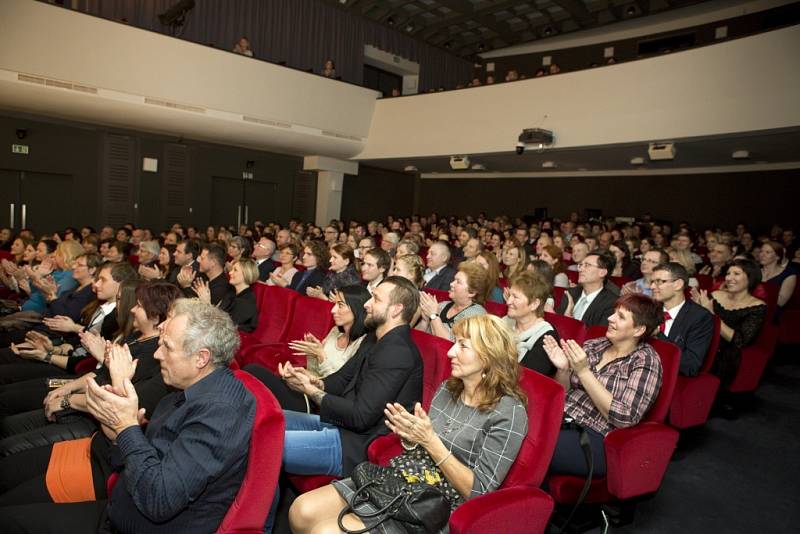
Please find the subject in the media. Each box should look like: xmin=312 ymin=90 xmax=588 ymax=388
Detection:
xmin=337 ymin=481 xmax=409 ymax=534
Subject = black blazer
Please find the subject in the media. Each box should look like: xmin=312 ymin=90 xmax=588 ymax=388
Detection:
xmin=167 ymin=261 xmax=199 ymax=286
xmin=320 ymin=325 xmax=423 ymax=476
xmin=230 ymin=287 xmax=258 ymax=333
xmin=658 ymin=299 xmax=714 ymax=376
xmin=289 ymin=268 xmax=326 ymax=295
xmin=182 ymin=273 xmax=235 ymax=312
xmin=556 ymin=284 xmax=619 ymax=327
xmin=423 ymin=265 xmax=457 ymax=291
xmin=257 ymin=260 xmax=276 ymax=282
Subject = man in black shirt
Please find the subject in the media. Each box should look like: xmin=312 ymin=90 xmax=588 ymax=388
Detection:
xmin=178 ymin=243 xmax=234 ymax=310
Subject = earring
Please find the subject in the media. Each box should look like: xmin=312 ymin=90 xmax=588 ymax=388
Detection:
xmin=481 ymin=371 xmax=487 ymax=379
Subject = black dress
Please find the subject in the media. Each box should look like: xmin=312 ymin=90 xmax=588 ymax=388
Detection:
xmin=711 ymin=299 xmax=767 ymax=386
xmin=229 ymin=287 xmax=258 ymax=333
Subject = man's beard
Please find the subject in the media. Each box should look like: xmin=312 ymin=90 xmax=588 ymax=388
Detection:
xmin=364 ymin=310 xmax=387 ymax=330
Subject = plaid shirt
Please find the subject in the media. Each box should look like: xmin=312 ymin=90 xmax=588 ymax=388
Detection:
xmin=565 ymin=337 xmax=663 ymax=436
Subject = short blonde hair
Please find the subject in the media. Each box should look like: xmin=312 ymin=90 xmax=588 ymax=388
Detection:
xmin=58 ymin=240 xmax=85 ymax=266
xmin=235 ymin=259 xmax=259 ymax=285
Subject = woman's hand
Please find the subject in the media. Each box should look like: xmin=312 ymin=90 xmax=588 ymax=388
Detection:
xmin=288 ymin=333 xmax=325 ymax=363
xmin=43 ymin=315 xmax=81 ymax=333
xmin=561 ymin=339 xmax=590 ymax=374
xmin=138 ymin=264 xmax=162 ymax=280
xmin=542 ymin=335 xmax=569 ymax=371
xmin=698 ymin=265 xmax=711 ymax=276
xmin=691 ymin=288 xmax=714 ymax=312
xmin=36 ymin=258 xmax=55 ymax=277
xmin=384 ymin=402 xmax=435 ymax=447
xmin=176 ymin=265 xmax=196 ymax=288
xmin=192 ymin=278 xmax=211 ymax=304
xmin=10 ymin=341 xmax=47 ymax=361
xmin=107 ymin=344 xmax=138 ymax=388
xmin=80 ymin=331 xmax=108 ymax=363
xmin=25 ymin=330 xmax=54 ymax=352
xmin=306 ymin=286 xmax=325 ymax=300
xmin=44 ymin=395 xmax=64 ymax=422
xmin=35 ymin=275 xmax=59 ymax=301
xmin=269 ymin=271 xmax=289 ymax=287
xmin=278 ymin=362 xmax=323 ymax=394
xmin=418 ymin=292 xmax=439 ymax=318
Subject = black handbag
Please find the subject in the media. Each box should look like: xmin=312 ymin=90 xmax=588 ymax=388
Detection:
xmin=337 ymin=448 xmax=454 ymax=534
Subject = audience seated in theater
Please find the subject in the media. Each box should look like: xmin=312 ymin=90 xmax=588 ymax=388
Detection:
xmin=155 ymin=243 xmax=176 ymax=280
xmin=651 ymin=262 xmax=714 ymax=376
xmin=691 ymin=258 xmax=766 ymax=387
xmin=266 ymin=243 xmax=300 ymax=287
xmin=252 ymin=235 xmax=277 ymax=282
xmin=395 ymin=239 xmax=419 ymax=258
xmin=462 ymin=236 xmax=483 ymax=264
xmin=622 ymin=248 xmax=669 ymax=296
xmin=104 ymin=240 xmax=129 ymax=264
xmin=505 ymin=68 xmax=519 ymax=82
xmin=423 ymin=241 xmax=457 ymax=291
xmin=19 ymin=241 xmax=82 ymax=315
xmin=540 ymin=245 xmax=570 ymax=288
xmin=180 ymin=243 xmax=235 ymax=311
xmin=245 ymin=285 xmax=371 ymax=413
xmin=233 ymin=35 xmax=254 ymax=57
xmin=674 ymin=231 xmax=703 ymax=267
xmin=609 ymin=240 xmax=641 ymax=279
xmin=0 ymin=299 xmax=254 ymax=532
xmin=557 ymin=252 xmax=619 ymax=327
xmin=381 ymin=232 xmax=400 ymax=257
xmin=227 ymin=235 xmax=252 ymax=271
xmin=568 ymin=241 xmax=589 ymax=272
xmin=360 ymin=248 xmax=390 ymax=295
xmin=418 ymin=261 xmax=488 ymax=341
xmin=549 ymin=63 xmax=562 ymax=74
xmin=289 ymin=241 xmax=329 ymax=295
xmin=196 ymin=259 xmax=258 ymax=332
xmin=474 ymin=250 xmax=504 ymax=303
xmin=0 ymin=281 xmax=179 ymax=457
xmin=391 ymin=253 xmax=425 ymax=289
xmin=307 ymin=244 xmax=360 ymax=300
xmin=503 ymin=271 xmax=558 ymax=376
xmin=270 ymin=277 xmax=421 ymax=502
xmin=699 ymin=242 xmax=732 ymax=285
xmin=544 ymin=294 xmax=663 ymax=477
xmin=134 ymin=239 xmax=159 ymax=274
xmin=290 ymin=314 xmax=527 ymax=533
xmin=501 ymin=242 xmax=528 ymax=281
xmin=0 ymin=252 xmax=102 ymax=347
xmin=355 ymin=236 xmax=375 ymax=261
xmin=668 ymin=247 xmax=700 ymax=288
xmin=321 ymin=58 xmax=336 ymax=78
xmin=167 ymin=238 xmax=199 ymax=285
xmin=759 ymin=241 xmax=797 ymax=308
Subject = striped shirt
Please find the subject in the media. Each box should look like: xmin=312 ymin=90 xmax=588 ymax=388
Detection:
xmin=565 ymin=337 xmax=662 ymax=436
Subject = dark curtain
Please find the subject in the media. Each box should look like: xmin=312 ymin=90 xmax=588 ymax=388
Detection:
xmin=69 ymin=0 xmax=473 ymax=90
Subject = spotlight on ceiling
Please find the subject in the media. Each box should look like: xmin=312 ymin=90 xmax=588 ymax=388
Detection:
xmin=542 ymin=161 xmax=557 ymax=169
xmin=543 ymin=26 xmax=553 ymax=36
xmin=732 ymin=149 xmax=750 ymax=160
xmin=404 ymin=165 xmax=419 ymax=172
xmin=630 ymin=156 xmax=646 ymax=165
xmin=626 ymin=5 xmax=637 ymax=16
xmin=387 ymin=16 xmax=395 ymax=26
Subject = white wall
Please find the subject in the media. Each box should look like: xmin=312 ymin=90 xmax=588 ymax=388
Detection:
xmin=0 ymin=0 xmax=379 ymax=158
xmin=357 ymin=25 xmax=800 ymax=160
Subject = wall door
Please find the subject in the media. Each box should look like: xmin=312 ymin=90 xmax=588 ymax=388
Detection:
xmin=0 ymin=169 xmax=73 ymax=232
xmin=211 ymin=177 xmax=278 ymax=228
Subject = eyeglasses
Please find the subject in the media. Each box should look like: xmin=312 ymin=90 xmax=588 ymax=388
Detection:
xmin=650 ymin=278 xmax=675 ymax=286
xmin=577 ymin=262 xmax=600 ymax=269
xmin=642 ymin=258 xmax=660 ymax=264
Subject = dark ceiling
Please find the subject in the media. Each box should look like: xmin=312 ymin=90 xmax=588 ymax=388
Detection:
xmin=325 ymin=0 xmax=714 ymax=58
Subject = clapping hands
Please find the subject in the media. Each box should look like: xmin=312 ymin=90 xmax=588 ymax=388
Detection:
xmin=542 ymin=335 xmax=590 ymax=374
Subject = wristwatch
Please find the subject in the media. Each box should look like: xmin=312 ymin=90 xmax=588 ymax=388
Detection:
xmin=60 ymin=395 xmax=71 ymax=411
xmin=429 ymin=313 xmax=439 ymax=321
xmin=43 ymin=350 xmax=54 ymax=364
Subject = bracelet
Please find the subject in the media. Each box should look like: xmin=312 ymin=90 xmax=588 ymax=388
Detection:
xmin=401 ymin=439 xmax=418 ymax=451
xmin=435 ymin=451 xmax=452 ymax=467
xmin=43 ymin=350 xmax=53 ymax=364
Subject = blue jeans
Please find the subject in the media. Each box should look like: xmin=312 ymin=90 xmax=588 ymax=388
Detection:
xmin=282 ymin=410 xmax=343 ymax=477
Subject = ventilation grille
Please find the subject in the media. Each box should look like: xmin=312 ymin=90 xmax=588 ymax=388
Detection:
xmin=291 ymin=171 xmax=316 ymax=222
xmin=320 ymin=130 xmax=362 ymax=142
xmin=102 ymin=134 xmax=135 ymax=227
xmin=144 ymin=98 xmax=206 ymax=114
xmin=243 ymin=116 xmax=291 ymax=129
xmin=17 ymin=73 xmax=98 ymax=94
xmin=162 ymin=144 xmax=189 ymax=227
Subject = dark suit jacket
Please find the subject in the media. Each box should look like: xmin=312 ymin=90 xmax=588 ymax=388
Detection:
xmin=288 ymin=268 xmax=325 ymax=295
xmin=167 ymin=261 xmax=199 ymax=286
xmin=230 ymin=287 xmax=258 ymax=333
xmin=423 ymin=265 xmax=457 ymax=291
xmin=556 ymin=284 xmax=619 ymax=327
xmin=658 ymin=299 xmax=714 ymax=376
xmin=320 ymin=325 xmax=423 ymax=476
xmin=256 ymin=259 xmax=276 ymax=282
xmin=182 ymin=272 xmax=235 ymax=312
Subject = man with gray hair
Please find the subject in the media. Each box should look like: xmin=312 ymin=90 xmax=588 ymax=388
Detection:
xmin=70 ymin=299 xmax=256 ymax=533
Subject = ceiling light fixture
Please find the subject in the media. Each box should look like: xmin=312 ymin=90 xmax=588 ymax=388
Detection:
xmin=732 ymin=149 xmax=750 ymax=159
xmin=630 ymin=156 xmax=645 ymax=165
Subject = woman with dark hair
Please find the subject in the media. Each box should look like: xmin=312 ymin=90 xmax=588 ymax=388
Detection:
xmin=544 ymin=294 xmax=664 ymax=477
xmin=244 ymin=285 xmax=372 ymax=412
xmin=692 ymin=258 xmax=766 ymax=386
xmin=474 ymin=251 xmax=505 ymax=303
xmin=609 ymin=240 xmax=640 ymax=279
xmin=289 ymin=241 xmax=329 ymax=295
xmin=308 ymin=244 xmax=360 ymax=299
xmin=267 ymin=243 xmax=300 ymax=287
xmin=759 ymin=240 xmax=797 ymax=308
xmin=291 ymin=315 xmax=528 ymax=534
xmin=539 ymin=244 xmax=569 ymax=288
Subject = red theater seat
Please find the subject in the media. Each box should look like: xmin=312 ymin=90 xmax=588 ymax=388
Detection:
xmin=726 ymin=283 xmax=779 ymax=393
xmin=367 ymin=368 xmax=565 ymax=534
xmin=669 ymin=316 xmax=722 ymax=429
xmin=424 ymin=288 xmax=450 ymax=302
xmin=545 ymin=312 xmax=586 ymax=343
xmin=547 ymin=339 xmax=680 ymax=517
xmin=484 ymin=300 xmax=508 ymax=317
xmin=237 ymin=285 xmax=299 ymax=358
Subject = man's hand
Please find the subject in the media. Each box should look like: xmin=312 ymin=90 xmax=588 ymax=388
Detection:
xmin=43 ymin=315 xmax=81 ymax=334
xmin=86 ymin=377 xmax=141 ymax=435
xmin=139 ymin=264 xmax=162 ymax=280
xmin=177 ymin=265 xmax=196 ymax=289
xmin=278 ymin=362 xmax=323 ymax=395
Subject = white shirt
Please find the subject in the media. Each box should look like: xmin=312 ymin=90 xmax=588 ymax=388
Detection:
xmin=663 ymin=300 xmax=686 ymax=337
xmin=573 ymin=287 xmax=602 ymax=321
xmin=89 ymin=301 xmax=117 ymax=334
xmin=423 ymin=264 xmax=445 ymax=284
xmin=366 ymin=276 xmax=383 ymax=295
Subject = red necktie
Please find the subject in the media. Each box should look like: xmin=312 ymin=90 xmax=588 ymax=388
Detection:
xmin=660 ymin=311 xmax=672 ymax=333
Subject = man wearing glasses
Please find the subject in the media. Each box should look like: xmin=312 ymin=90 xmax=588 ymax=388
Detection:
xmin=557 ymin=251 xmax=618 ymax=327
xmin=621 ymin=249 xmax=670 ymax=296
xmin=252 ymin=236 xmax=276 ymax=281
xmin=651 ymin=262 xmax=714 ymax=376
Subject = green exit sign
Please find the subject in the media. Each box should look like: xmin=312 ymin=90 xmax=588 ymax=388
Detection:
xmin=12 ymin=144 xmax=29 ymax=155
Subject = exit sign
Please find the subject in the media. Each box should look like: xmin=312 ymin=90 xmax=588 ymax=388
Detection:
xmin=12 ymin=144 xmax=29 ymax=155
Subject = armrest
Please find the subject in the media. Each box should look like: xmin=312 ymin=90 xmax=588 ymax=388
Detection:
xmin=604 ymin=422 xmax=678 ymax=499
xmin=449 ymin=486 xmax=553 ymax=534
xmin=238 ymin=342 xmax=306 ymax=372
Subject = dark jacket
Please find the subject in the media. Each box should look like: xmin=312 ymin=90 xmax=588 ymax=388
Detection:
xmin=556 ymin=284 xmax=619 ymax=327
xmin=183 ymin=273 xmax=235 ymax=312
xmin=658 ymin=299 xmax=714 ymax=376
xmin=257 ymin=259 xmax=276 ymax=282
xmin=289 ymin=268 xmax=326 ymax=295
xmin=423 ymin=265 xmax=457 ymax=292
xmin=230 ymin=287 xmax=258 ymax=333
xmin=319 ymin=325 xmax=423 ymax=475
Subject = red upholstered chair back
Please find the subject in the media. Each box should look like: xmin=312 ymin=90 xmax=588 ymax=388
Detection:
xmin=251 ymin=285 xmax=299 ymax=344
xmin=424 ymin=288 xmax=450 ymax=302
xmin=584 ymin=325 xmax=607 ymax=341
xmin=217 ymin=370 xmax=285 ymax=533
xmin=642 ymin=339 xmax=680 ymax=424
xmin=484 ymin=300 xmax=508 ymax=317
xmin=609 ymin=276 xmax=632 ymax=289
xmin=410 ymin=329 xmax=453 ymax=408
xmin=552 ymin=286 xmax=566 ymax=310
xmin=501 ymin=368 xmax=565 ymax=489
xmin=284 ymin=295 xmax=335 ymax=343
xmin=544 ymin=312 xmax=585 ymax=342
xmin=695 ymin=274 xmax=714 ymax=291
xmin=699 ymin=315 xmax=722 ymax=374
xmin=566 ymin=270 xmax=579 ymax=285
xmin=752 ymin=282 xmax=779 ymax=323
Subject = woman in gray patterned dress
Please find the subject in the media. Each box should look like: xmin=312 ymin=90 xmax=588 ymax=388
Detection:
xmin=289 ymin=314 xmax=528 ymax=533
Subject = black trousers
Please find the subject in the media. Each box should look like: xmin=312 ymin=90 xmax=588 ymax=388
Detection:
xmin=549 ymin=426 xmax=607 ymax=478
xmin=0 ymin=409 xmax=97 ymax=457
xmin=0 ymin=378 xmax=50 ymax=417
xmin=243 ymin=363 xmax=311 ymax=413
xmin=0 ymin=500 xmax=109 ymax=533
xmin=0 ymin=359 xmax=70 ymax=386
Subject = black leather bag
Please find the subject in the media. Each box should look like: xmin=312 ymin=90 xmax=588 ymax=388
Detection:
xmin=338 ymin=453 xmax=452 ymax=534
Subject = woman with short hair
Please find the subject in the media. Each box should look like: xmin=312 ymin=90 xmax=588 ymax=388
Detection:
xmin=391 ymin=253 xmax=425 ymax=289
xmin=307 ymin=244 xmax=360 ymax=299
xmin=504 ymin=271 xmax=558 ymax=376
xmin=417 ymin=261 xmax=488 ymax=341
xmin=759 ymin=240 xmax=797 ymax=308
